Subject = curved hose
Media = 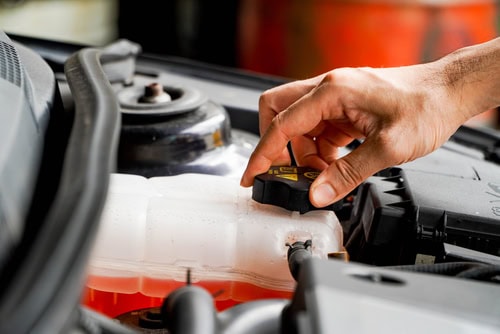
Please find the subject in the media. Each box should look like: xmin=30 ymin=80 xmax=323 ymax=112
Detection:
xmin=387 ymin=262 xmax=500 ymax=283
xmin=0 ymin=45 xmax=122 ymax=333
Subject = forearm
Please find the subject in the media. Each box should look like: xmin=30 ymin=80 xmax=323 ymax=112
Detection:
xmin=436 ymin=37 xmax=500 ymax=119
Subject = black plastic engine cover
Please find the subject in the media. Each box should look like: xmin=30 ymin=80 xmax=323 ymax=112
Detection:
xmin=345 ymin=167 xmax=500 ymax=265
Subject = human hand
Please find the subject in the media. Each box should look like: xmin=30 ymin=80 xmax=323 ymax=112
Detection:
xmin=240 ymin=62 xmax=484 ymax=208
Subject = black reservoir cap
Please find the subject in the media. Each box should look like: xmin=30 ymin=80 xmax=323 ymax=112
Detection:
xmin=252 ymin=166 xmax=343 ymax=214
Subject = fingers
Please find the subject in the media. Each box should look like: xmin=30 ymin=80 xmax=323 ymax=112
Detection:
xmin=291 ymin=124 xmax=361 ymax=168
xmin=241 ymin=82 xmax=339 ymax=187
xmin=258 ymin=75 xmax=325 ymax=135
xmin=241 ymin=63 xmax=466 ymax=205
xmin=290 ymin=136 xmax=330 ymax=171
xmin=241 ymin=77 xmax=327 ymax=188
xmin=309 ymin=138 xmax=389 ymax=207
xmin=240 ymin=145 xmax=290 ymax=187
xmin=240 ymin=111 xmax=298 ymax=187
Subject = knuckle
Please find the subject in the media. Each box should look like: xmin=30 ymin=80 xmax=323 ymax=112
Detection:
xmin=322 ymin=71 xmax=336 ymax=83
xmin=334 ymin=158 xmax=365 ymax=190
xmin=321 ymin=68 xmax=356 ymax=84
xmin=270 ymin=111 xmax=284 ymax=130
xmin=259 ymin=89 xmax=274 ymax=108
xmin=270 ymin=112 xmax=291 ymax=142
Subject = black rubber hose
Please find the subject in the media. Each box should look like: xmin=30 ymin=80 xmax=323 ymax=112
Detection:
xmin=161 ymin=285 xmax=218 ymax=334
xmin=218 ymin=299 xmax=288 ymax=334
xmin=0 ymin=46 xmax=122 ymax=333
xmin=287 ymin=240 xmax=312 ymax=282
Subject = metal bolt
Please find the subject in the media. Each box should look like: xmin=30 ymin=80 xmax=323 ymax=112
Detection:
xmin=139 ymin=82 xmax=171 ymax=103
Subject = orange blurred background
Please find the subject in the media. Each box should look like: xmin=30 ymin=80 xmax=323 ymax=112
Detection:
xmin=236 ymin=0 xmax=499 ymax=126
xmin=237 ymin=0 xmax=498 ymax=79
xmin=2 ymin=0 xmax=498 ymax=126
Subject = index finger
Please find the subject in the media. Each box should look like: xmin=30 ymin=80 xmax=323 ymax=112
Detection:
xmin=258 ymin=75 xmax=325 ymax=135
xmin=240 ymin=83 xmax=342 ymax=186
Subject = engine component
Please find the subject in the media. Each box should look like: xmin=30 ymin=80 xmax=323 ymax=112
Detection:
xmin=252 ymin=166 xmax=343 ymax=214
xmin=345 ymin=167 xmax=500 ymax=266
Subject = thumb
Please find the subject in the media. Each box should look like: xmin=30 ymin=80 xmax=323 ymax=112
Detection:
xmin=309 ymin=139 xmax=389 ymax=207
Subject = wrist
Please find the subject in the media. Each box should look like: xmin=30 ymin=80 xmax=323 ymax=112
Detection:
xmin=436 ymin=38 xmax=500 ymax=120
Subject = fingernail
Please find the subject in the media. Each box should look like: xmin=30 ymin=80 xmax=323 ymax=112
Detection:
xmin=311 ymin=183 xmax=336 ymax=207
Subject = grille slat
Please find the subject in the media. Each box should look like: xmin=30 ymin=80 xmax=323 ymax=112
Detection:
xmin=0 ymin=41 xmax=22 ymax=87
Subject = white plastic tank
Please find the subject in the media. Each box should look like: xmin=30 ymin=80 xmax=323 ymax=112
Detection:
xmin=83 ymin=172 xmax=343 ymax=316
